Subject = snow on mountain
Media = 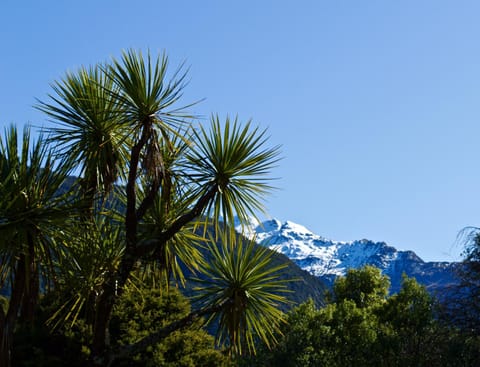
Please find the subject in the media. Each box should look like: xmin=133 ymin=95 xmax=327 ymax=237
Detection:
xmin=239 ymin=217 xmax=459 ymax=293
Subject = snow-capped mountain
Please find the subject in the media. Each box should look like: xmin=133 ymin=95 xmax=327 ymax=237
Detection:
xmin=236 ymin=217 xmax=459 ymax=293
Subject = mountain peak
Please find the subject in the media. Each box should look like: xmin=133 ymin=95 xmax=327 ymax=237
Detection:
xmin=241 ymin=217 xmax=458 ymax=293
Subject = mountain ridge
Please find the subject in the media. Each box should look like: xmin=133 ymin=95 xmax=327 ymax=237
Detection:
xmin=236 ymin=217 xmax=460 ymax=294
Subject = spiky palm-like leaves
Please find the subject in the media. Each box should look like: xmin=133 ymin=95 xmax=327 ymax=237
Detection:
xmin=186 ymin=116 xmax=281 ymax=233
xmin=137 ymin=194 xmax=204 ymax=287
xmin=0 ymin=125 xmax=77 ymax=367
xmin=38 ymin=50 xmax=194 ymax=193
xmin=37 ymin=66 xmax=129 ymax=198
xmin=0 ymin=125 xmax=76 ymax=292
xmin=28 ymin=49 xmax=284 ymax=365
xmin=135 ymin=128 xmax=204 ymax=287
xmin=193 ymin=232 xmax=289 ymax=355
xmin=108 ymin=50 xmax=192 ymax=128
xmin=85 ymin=51 xmax=198 ymax=360
xmin=107 ymin=50 xmax=195 ymax=190
xmin=49 ymin=218 xmax=125 ymax=330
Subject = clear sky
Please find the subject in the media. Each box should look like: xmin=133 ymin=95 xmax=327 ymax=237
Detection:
xmin=2 ymin=0 xmax=480 ymax=262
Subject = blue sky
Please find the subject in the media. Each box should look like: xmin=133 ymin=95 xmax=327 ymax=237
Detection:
xmin=2 ymin=1 xmax=480 ymax=261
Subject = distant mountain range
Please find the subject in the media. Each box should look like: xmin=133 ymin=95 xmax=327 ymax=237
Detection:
xmin=236 ymin=217 xmax=461 ymax=294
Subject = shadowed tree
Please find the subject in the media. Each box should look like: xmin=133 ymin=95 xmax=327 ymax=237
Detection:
xmin=0 ymin=126 xmax=78 ymax=367
xmin=454 ymin=230 xmax=480 ymax=332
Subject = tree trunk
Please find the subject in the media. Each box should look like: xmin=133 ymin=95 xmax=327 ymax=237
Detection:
xmin=0 ymin=309 xmax=10 ymax=367
xmin=90 ymin=122 xmax=215 ymax=365
xmin=0 ymin=256 xmax=27 ymax=367
xmin=20 ymin=235 xmax=38 ymax=325
xmin=90 ymin=128 xmax=148 ymax=366
xmin=90 ymin=252 xmax=137 ymax=366
xmin=91 ymin=286 xmax=114 ymax=366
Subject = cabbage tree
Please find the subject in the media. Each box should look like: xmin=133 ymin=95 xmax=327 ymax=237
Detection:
xmin=0 ymin=126 xmax=78 ymax=367
xmin=37 ymin=50 xmax=283 ymax=366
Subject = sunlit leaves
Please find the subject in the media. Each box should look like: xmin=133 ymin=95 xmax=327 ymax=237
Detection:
xmin=37 ymin=66 xmax=129 ymax=195
xmin=333 ymin=265 xmax=390 ymax=308
xmin=0 ymin=125 xmax=76 ymax=289
xmin=27 ymin=49 xmax=285 ymax=363
xmin=49 ymin=218 xmax=125 ymax=330
xmin=108 ymin=49 xmax=194 ymax=130
xmin=137 ymin=192 xmax=204 ymax=287
xmin=186 ymin=116 xmax=281 ymax=234
xmin=193 ymin=231 xmax=289 ymax=355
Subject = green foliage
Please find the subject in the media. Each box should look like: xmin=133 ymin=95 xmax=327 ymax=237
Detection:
xmin=193 ymin=231 xmax=289 ymax=355
xmin=453 ymin=230 xmax=480 ymax=333
xmin=0 ymin=125 xmax=77 ymax=286
xmin=12 ymin=285 xmax=230 ymax=367
xmin=37 ymin=65 xmax=129 ymax=197
xmin=110 ymin=285 xmax=230 ymax=367
xmin=0 ymin=295 xmax=7 ymax=314
xmin=322 ymin=300 xmax=379 ymax=366
xmin=108 ymin=49 xmax=192 ymax=128
xmin=180 ymin=234 xmax=327 ymax=311
xmin=250 ymin=299 xmax=329 ymax=367
xmin=26 ymin=49 xmax=285 ymax=366
xmin=110 ymin=285 xmax=191 ymax=343
xmin=135 ymin=132 xmax=206 ymax=286
xmin=186 ymin=116 xmax=281 ymax=233
xmin=153 ymin=329 xmax=232 ymax=367
xmin=250 ymin=266 xmax=480 ymax=367
xmin=332 ymin=265 xmax=389 ymax=308
xmin=12 ymin=296 xmax=92 ymax=367
xmin=49 ymin=218 xmax=125 ymax=330
xmin=0 ymin=125 xmax=82 ymax=366
xmin=381 ymin=275 xmax=434 ymax=333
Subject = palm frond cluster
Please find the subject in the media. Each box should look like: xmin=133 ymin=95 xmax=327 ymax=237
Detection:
xmin=0 ymin=49 xmax=286 ymax=366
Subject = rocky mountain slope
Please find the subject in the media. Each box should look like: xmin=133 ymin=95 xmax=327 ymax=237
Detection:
xmin=236 ymin=217 xmax=460 ymax=294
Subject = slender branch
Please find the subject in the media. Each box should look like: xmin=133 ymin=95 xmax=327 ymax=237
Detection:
xmin=125 ymin=128 xmax=149 ymax=239
xmin=6 ymin=255 xmax=27 ymax=326
xmin=135 ymin=184 xmax=218 ymax=258
xmin=120 ymin=122 xmax=152 ymax=282
xmin=136 ymin=179 xmax=161 ymax=221
xmin=92 ymin=122 xmax=152 ymax=361
xmin=134 ymin=238 xmax=163 ymax=258
xmin=161 ymin=185 xmax=217 ymax=240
